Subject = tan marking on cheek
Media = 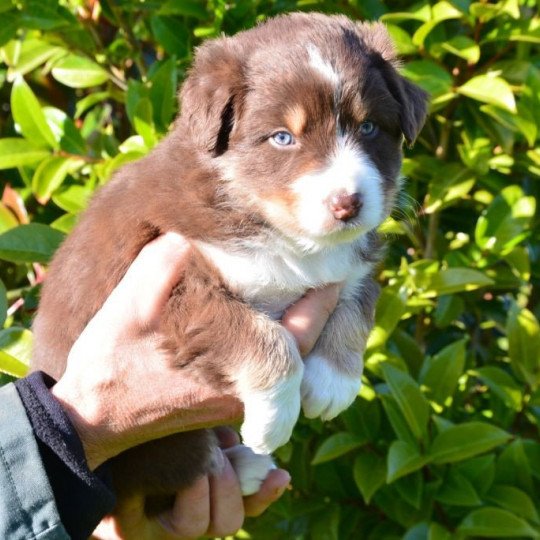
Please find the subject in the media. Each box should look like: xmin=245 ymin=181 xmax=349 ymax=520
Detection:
xmin=259 ymin=193 xmax=304 ymax=235
xmin=285 ymin=106 xmax=307 ymax=136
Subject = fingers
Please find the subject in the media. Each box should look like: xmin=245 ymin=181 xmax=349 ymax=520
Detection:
xmin=158 ymin=475 xmax=210 ymax=538
xmin=206 ymin=454 xmax=245 ymax=536
xmin=282 ymin=283 xmax=341 ymax=357
xmin=244 ymin=468 xmax=290 ymax=517
xmin=100 ymin=233 xmax=190 ymax=329
xmin=214 ymin=426 xmax=241 ymax=449
xmin=157 ymin=452 xmax=244 ymax=539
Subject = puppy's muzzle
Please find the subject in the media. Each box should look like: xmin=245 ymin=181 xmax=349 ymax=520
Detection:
xmin=330 ymin=192 xmax=363 ymax=222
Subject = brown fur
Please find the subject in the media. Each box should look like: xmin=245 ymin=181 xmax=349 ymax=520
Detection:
xmin=31 ymin=12 xmax=427 ymax=516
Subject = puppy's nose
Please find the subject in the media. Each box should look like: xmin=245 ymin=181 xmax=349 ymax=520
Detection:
xmin=330 ymin=193 xmax=363 ymax=222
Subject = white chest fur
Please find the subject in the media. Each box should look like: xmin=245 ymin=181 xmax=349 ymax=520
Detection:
xmin=196 ymin=238 xmax=371 ymax=319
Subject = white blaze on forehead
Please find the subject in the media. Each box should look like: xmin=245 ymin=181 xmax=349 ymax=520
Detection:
xmin=291 ymin=137 xmax=385 ymax=240
xmin=307 ymin=44 xmax=340 ymax=86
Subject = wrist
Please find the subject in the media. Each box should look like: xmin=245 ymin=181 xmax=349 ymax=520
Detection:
xmin=51 ymin=378 xmax=119 ymax=470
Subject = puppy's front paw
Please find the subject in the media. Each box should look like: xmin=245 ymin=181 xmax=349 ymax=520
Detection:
xmin=240 ymin=380 xmax=302 ymax=454
xmin=224 ymin=445 xmax=276 ymax=496
xmin=301 ymin=354 xmax=361 ymax=421
xmin=240 ymin=367 xmax=303 ymax=454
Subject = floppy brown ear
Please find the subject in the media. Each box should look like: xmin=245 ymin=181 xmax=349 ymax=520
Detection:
xmin=357 ymin=22 xmax=429 ymax=146
xmin=390 ymin=74 xmax=429 ymax=147
xmin=177 ymin=38 xmax=244 ymax=155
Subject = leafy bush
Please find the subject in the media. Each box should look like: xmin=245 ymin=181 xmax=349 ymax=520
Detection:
xmin=0 ymin=0 xmax=539 ymax=538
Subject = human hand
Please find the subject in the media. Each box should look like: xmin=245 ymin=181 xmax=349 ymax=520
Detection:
xmin=52 ymin=233 xmax=340 ymax=470
xmin=91 ymin=428 xmax=290 ymax=540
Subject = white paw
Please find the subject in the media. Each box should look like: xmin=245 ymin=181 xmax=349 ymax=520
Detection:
xmin=239 ymin=367 xmax=303 ymax=454
xmin=301 ymin=354 xmax=361 ymax=421
xmin=224 ymin=445 xmax=276 ymax=496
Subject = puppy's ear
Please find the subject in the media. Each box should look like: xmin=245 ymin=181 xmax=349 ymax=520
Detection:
xmin=358 ymin=22 xmax=429 ymax=146
xmin=178 ymin=39 xmax=244 ymax=155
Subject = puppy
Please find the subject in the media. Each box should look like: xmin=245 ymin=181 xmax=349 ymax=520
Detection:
xmin=31 ymin=12 xmax=427 ymax=514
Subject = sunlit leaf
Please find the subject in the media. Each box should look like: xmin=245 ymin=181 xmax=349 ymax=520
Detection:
xmin=0 ymin=138 xmax=49 ymax=169
xmin=0 ymin=223 xmax=64 ymax=263
xmin=52 ymin=54 xmax=109 ymax=88
xmin=311 ymin=432 xmax=365 ymax=465
xmin=458 ymin=75 xmax=516 ymax=113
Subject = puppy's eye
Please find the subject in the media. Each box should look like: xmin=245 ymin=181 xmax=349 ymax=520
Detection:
xmin=359 ymin=121 xmax=377 ymax=137
xmin=270 ymin=131 xmax=295 ymax=146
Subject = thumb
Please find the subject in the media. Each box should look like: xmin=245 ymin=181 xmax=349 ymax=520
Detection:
xmin=99 ymin=232 xmax=190 ymax=329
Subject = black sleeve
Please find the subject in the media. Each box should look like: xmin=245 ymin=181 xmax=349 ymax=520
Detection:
xmin=15 ymin=371 xmax=116 ymax=540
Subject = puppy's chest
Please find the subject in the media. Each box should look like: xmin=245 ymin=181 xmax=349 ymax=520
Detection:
xmin=196 ymin=241 xmax=368 ymax=319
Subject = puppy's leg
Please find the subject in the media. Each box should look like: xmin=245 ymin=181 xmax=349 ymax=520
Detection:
xmin=301 ymin=277 xmax=379 ymax=421
xmin=234 ymin=314 xmax=304 ymax=455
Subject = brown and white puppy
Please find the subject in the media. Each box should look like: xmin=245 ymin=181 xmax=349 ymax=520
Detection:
xmin=31 ymin=12 xmax=427 ymax=512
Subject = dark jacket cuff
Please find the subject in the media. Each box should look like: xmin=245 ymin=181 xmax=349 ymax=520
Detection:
xmin=15 ymin=371 xmax=116 ymax=540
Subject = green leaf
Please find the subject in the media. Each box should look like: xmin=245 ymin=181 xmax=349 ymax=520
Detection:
xmin=133 ymin=98 xmax=157 ymax=148
xmin=486 ymin=485 xmax=540 ymax=524
xmin=379 ymin=393 xmax=418 ymax=447
xmin=42 ymin=107 xmax=87 ymax=155
xmin=353 ymin=451 xmax=386 ymax=503
xmin=400 ymin=60 xmax=454 ymax=106
xmin=386 ymin=24 xmax=416 ymax=55
xmin=0 ymin=327 xmax=33 ymax=367
xmin=428 ymin=522 xmax=452 ymax=540
xmin=6 ymin=38 xmax=65 ymax=78
xmin=0 ymin=279 xmax=6 ymax=327
xmin=381 ymin=364 xmax=430 ymax=441
xmin=158 ymin=0 xmax=208 ymax=18
xmin=32 ymin=156 xmax=83 ymax=204
xmin=387 ymin=440 xmax=428 ymax=483
xmin=395 ymin=471 xmax=423 ymax=509
xmin=471 ymin=366 xmax=523 ymax=410
xmin=0 ymin=138 xmax=50 ymax=169
xmin=433 ymin=295 xmax=464 ymax=328
xmin=458 ymin=75 xmax=516 ymax=113
xmin=475 ymin=185 xmax=536 ymax=255
xmin=52 ymin=54 xmax=109 ymax=88
xmin=150 ymin=15 xmax=190 ymax=57
xmin=458 ymin=507 xmax=540 ymax=538
xmin=150 ymin=58 xmax=178 ymax=131
xmin=52 ymin=185 xmax=92 ymax=214
xmin=455 ymin=454 xmax=496 ymax=497
xmin=367 ymin=288 xmax=407 ymax=350
xmin=430 ymin=422 xmax=511 ymax=464
xmin=419 ymin=339 xmax=467 ymax=406
xmin=50 ymin=213 xmax=77 ymax=234
xmin=0 ymin=350 xmax=28 ymax=377
xmin=0 ymin=202 xmax=18 ymax=233
xmin=311 ymin=432 xmax=365 ymax=465
xmin=11 ymin=76 xmax=57 ymax=148
xmin=496 ymin=440 xmax=534 ymax=495
xmin=425 ymin=268 xmax=493 ymax=297
xmin=0 ymin=11 xmax=19 ymax=48
xmin=0 ymin=223 xmax=64 ymax=263
xmin=440 ymin=36 xmax=480 ymax=64
xmin=506 ymin=304 xmax=540 ymax=389
xmin=435 ymin=470 xmax=482 ymax=506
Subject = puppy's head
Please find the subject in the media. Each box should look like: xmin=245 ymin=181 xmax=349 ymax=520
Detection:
xmin=178 ymin=13 xmax=428 ymax=250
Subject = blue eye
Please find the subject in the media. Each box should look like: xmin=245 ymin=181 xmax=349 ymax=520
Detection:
xmin=271 ymin=131 xmax=295 ymax=146
xmin=359 ymin=121 xmax=377 ymax=137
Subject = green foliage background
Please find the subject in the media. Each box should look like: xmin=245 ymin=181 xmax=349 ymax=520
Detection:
xmin=0 ymin=0 xmax=539 ymax=538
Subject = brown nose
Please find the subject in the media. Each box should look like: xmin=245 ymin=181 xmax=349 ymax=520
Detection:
xmin=330 ymin=193 xmax=363 ymax=222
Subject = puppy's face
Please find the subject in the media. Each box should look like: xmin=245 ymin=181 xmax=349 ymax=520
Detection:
xmin=179 ymin=14 xmax=428 ymax=249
